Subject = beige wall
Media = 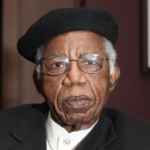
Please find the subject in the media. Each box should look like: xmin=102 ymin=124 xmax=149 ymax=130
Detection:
xmin=1 ymin=0 xmax=80 ymax=109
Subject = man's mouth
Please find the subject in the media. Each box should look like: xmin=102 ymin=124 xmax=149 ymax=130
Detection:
xmin=63 ymin=95 xmax=91 ymax=108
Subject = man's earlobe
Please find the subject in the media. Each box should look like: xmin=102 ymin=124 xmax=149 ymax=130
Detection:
xmin=33 ymin=70 xmax=44 ymax=96
xmin=109 ymin=64 xmax=120 ymax=93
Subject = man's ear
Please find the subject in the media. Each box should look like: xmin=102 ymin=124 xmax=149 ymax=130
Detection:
xmin=109 ymin=64 xmax=120 ymax=93
xmin=33 ymin=70 xmax=44 ymax=96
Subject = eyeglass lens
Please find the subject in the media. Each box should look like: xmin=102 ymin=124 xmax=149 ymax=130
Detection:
xmin=43 ymin=54 xmax=105 ymax=75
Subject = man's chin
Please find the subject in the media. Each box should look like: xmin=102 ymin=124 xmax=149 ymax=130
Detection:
xmin=51 ymin=108 xmax=99 ymax=132
xmin=61 ymin=116 xmax=88 ymax=127
xmin=58 ymin=110 xmax=94 ymax=125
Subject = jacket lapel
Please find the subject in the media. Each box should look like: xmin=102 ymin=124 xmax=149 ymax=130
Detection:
xmin=9 ymin=103 xmax=49 ymax=150
xmin=75 ymin=110 xmax=117 ymax=150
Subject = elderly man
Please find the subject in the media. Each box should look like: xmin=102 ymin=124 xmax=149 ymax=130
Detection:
xmin=0 ymin=7 xmax=150 ymax=150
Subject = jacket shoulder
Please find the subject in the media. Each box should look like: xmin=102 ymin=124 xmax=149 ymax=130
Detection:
xmin=103 ymin=107 xmax=150 ymax=127
xmin=0 ymin=104 xmax=44 ymax=150
xmin=0 ymin=104 xmax=38 ymax=130
xmin=103 ymin=108 xmax=150 ymax=149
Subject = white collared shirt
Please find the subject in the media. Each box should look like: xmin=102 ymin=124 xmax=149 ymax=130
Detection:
xmin=45 ymin=111 xmax=98 ymax=150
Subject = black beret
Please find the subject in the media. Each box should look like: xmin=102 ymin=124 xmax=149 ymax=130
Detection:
xmin=17 ymin=7 xmax=119 ymax=63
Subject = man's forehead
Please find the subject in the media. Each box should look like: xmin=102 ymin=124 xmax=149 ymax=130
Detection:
xmin=42 ymin=30 xmax=106 ymax=58
xmin=17 ymin=7 xmax=118 ymax=63
xmin=45 ymin=30 xmax=104 ymax=45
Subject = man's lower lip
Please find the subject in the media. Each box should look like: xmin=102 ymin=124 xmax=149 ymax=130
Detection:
xmin=64 ymin=99 xmax=89 ymax=107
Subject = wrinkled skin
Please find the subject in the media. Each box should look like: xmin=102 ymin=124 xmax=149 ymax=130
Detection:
xmin=34 ymin=30 xmax=120 ymax=132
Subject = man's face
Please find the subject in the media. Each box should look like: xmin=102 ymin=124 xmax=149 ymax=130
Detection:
xmin=37 ymin=31 xmax=118 ymax=130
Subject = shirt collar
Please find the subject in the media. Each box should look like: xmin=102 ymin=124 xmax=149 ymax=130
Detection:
xmin=46 ymin=111 xmax=98 ymax=150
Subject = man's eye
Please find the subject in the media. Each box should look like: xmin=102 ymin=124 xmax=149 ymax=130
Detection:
xmin=85 ymin=60 xmax=95 ymax=65
xmin=52 ymin=62 xmax=64 ymax=68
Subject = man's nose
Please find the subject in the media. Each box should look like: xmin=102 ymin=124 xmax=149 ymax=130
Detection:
xmin=62 ymin=61 xmax=87 ymax=85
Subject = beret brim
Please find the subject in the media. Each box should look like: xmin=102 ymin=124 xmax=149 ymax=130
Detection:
xmin=17 ymin=7 xmax=119 ymax=63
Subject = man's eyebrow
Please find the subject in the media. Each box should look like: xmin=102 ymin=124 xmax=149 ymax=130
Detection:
xmin=48 ymin=54 xmax=66 ymax=58
xmin=41 ymin=54 xmax=66 ymax=60
xmin=79 ymin=52 xmax=94 ymax=57
xmin=52 ymin=54 xmax=66 ymax=57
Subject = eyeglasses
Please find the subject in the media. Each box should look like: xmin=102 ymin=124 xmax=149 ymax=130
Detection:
xmin=41 ymin=54 xmax=108 ymax=75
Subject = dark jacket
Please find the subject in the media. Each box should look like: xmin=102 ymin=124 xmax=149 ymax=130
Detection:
xmin=0 ymin=102 xmax=150 ymax=150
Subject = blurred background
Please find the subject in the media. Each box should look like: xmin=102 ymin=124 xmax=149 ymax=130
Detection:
xmin=0 ymin=0 xmax=150 ymax=122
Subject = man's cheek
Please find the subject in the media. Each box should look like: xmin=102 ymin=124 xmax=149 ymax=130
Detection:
xmin=92 ymin=76 xmax=109 ymax=101
xmin=41 ymin=78 xmax=61 ymax=102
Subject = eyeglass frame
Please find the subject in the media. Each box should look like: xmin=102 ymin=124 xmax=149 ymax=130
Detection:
xmin=40 ymin=54 xmax=108 ymax=75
